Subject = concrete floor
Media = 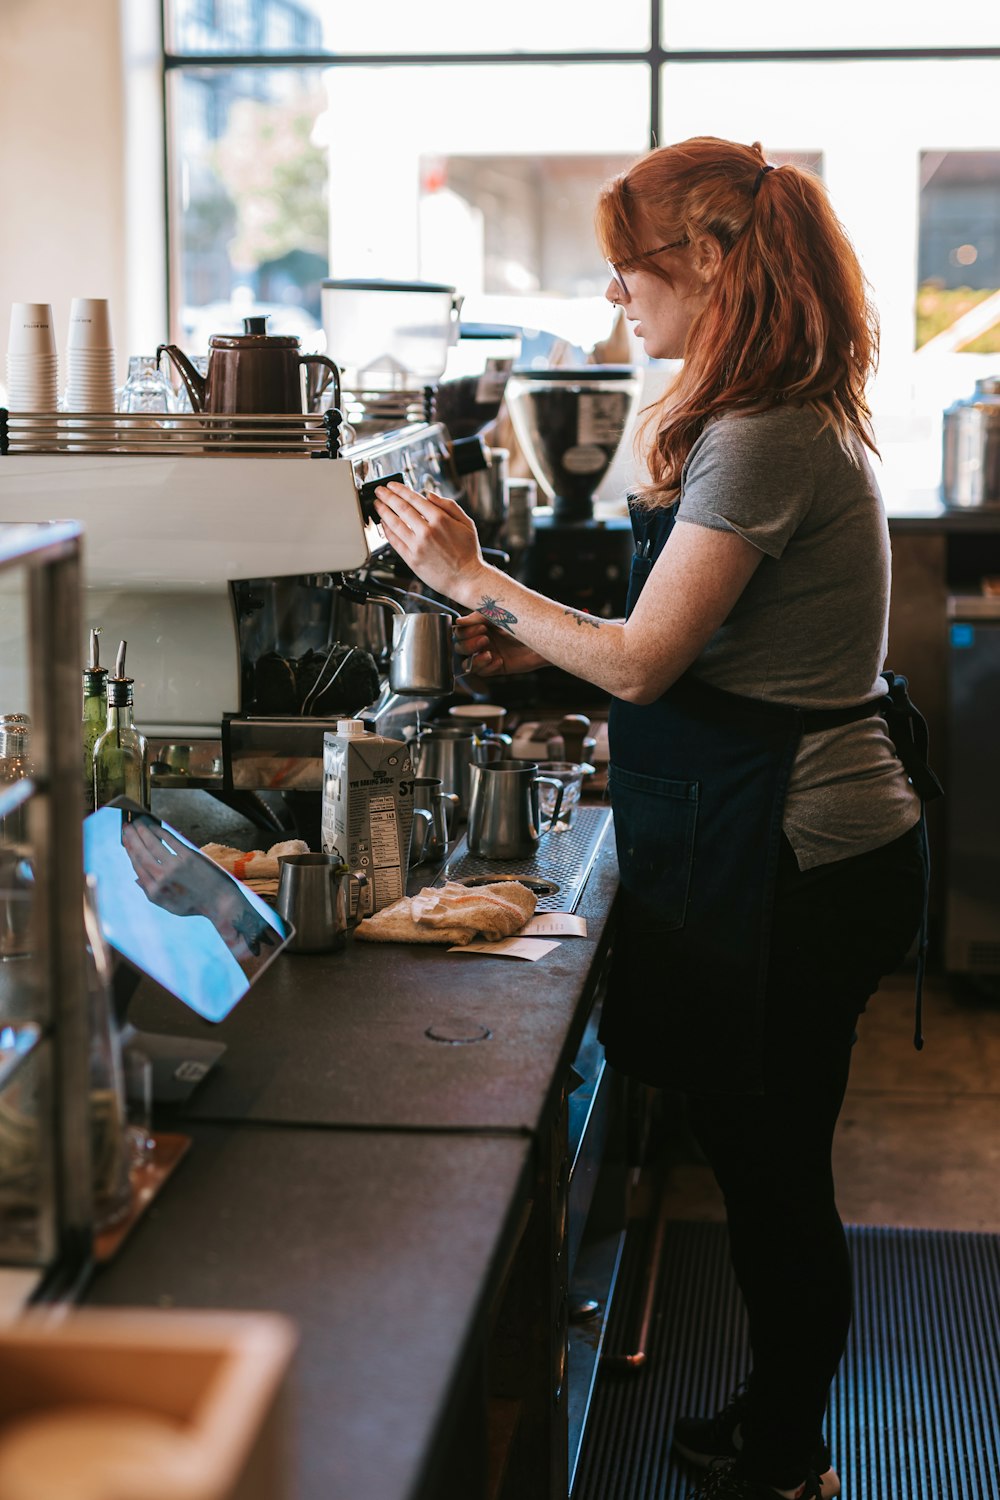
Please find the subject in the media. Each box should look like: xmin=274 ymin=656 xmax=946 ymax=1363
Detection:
xmin=661 ymin=970 xmax=1000 ymax=1233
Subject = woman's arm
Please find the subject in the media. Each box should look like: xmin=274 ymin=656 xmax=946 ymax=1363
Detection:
xmin=374 ymin=482 xmax=763 ymax=704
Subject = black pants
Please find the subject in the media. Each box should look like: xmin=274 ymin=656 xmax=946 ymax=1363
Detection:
xmin=684 ymin=820 xmax=927 ymax=1490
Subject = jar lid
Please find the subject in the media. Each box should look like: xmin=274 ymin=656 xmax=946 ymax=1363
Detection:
xmin=457 ymin=322 xmax=522 ymax=342
xmin=322 ymin=278 xmax=456 ymax=295
xmin=509 ymin=365 xmax=637 ymax=382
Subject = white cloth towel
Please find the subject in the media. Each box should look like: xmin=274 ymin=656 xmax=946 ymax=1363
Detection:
xmin=354 ymin=880 xmax=537 ymax=945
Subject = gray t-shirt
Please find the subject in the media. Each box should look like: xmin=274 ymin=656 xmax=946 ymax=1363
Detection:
xmin=674 ymin=405 xmax=920 ymax=869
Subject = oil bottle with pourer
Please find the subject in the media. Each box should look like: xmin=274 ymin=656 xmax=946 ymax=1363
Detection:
xmin=82 ymin=627 xmax=108 ymax=814
xmin=93 ymin=641 xmax=149 ymax=809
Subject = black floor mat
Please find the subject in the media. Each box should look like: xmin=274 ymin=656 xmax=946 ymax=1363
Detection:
xmin=572 ymin=1218 xmax=1000 ymax=1499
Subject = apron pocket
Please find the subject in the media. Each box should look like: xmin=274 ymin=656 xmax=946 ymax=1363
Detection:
xmin=609 ymin=763 xmax=699 ymax=932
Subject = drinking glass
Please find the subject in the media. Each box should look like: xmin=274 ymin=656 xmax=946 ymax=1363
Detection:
xmin=122 ymin=1047 xmax=154 ymax=1176
xmin=534 ymin=761 xmax=591 ymax=827
xmin=117 ymin=355 xmax=176 ymax=413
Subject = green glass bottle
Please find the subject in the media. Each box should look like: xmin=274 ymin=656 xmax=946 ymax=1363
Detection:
xmin=93 ymin=641 xmax=148 ymax=809
xmin=82 ymin=628 xmax=108 ymax=815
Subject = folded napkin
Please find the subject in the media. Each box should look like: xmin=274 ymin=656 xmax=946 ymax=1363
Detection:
xmin=354 ymin=880 xmax=537 ymax=945
xmin=200 ymin=838 xmax=310 ymax=895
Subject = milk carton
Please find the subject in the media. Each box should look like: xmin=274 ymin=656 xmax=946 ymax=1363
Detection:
xmin=321 ymin=720 xmax=414 ymax=917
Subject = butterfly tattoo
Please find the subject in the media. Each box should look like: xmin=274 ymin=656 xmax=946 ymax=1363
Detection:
xmin=476 ymin=597 xmax=519 ymax=634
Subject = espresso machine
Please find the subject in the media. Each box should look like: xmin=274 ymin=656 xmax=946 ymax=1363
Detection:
xmin=0 ymin=404 xmax=464 ymax=841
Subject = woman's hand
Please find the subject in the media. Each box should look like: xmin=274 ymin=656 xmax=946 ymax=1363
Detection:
xmin=454 ymin=612 xmax=550 ymax=677
xmin=373 ymin=482 xmax=488 ymax=604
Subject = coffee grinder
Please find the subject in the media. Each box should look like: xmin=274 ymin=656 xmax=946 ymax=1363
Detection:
xmin=502 ymin=366 xmax=641 ymax=703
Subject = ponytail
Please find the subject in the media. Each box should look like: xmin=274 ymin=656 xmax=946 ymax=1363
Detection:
xmin=596 ymin=137 xmax=880 ymax=505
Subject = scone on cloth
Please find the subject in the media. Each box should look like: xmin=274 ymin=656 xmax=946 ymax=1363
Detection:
xmin=355 ymin=880 xmax=537 ymax=945
xmin=200 ymin=838 xmax=309 ymax=895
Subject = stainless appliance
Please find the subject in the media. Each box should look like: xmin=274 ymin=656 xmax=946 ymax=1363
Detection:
xmin=504 ymin=366 xmax=641 ymax=523
xmin=434 ymin=323 xmax=521 ymax=441
xmin=321 ymin=278 xmax=462 ymax=390
xmin=451 ymin=435 xmax=510 ymax=549
xmin=498 ymin=367 xmax=642 ymax=706
xmin=0 ymin=408 xmax=463 ymax=801
xmin=942 ymin=376 xmax=1000 ymax=508
xmin=945 ymin=595 xmax=1000 ymax=972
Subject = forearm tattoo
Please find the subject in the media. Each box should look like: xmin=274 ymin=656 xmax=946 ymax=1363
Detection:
xmin=562 ymin=608 xmax=601 ymax=629
xmin=477 ymin=596 xmax=518 ymax=634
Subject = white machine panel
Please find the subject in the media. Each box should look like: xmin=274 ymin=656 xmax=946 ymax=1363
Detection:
xmin=0 ymin=455 xmax=369 ymax=590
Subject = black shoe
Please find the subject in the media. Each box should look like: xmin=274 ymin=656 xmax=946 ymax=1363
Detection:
xmin=686 ymin=1457 xmax=821 ymax=1499
xmin=673 ymin=1391 xmax=840 ymax=1497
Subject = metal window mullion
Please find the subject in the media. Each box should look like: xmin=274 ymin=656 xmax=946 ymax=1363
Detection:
xmin=28 ymin=546 xmax=91 ymax=1271
xmin=161 ymin=46 xmax=1000 ymax=71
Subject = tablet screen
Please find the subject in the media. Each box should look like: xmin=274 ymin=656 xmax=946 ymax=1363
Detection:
xmin=83 ymin=801 xmax=292 ymax=1023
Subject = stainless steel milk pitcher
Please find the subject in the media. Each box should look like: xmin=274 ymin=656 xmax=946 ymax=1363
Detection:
xmin=334 ymin=580 xmax=459 ymax=695
xmin=408 ymin=776 xmax=460 ymax=866
xmin=466 ymin=760 xmax=564 ymax=860
xmin=414 ymin=724 xmax=509 ymax=821
xmin=276 ymin=853 xmax=367 ymax=953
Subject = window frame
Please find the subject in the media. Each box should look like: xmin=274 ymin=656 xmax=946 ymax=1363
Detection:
xmin=160 ymin=1 xmax=1000 ymax=353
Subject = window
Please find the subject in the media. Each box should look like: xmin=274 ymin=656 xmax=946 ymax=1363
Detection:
xmin=161 ymin=2 xmax=1000 ymax=489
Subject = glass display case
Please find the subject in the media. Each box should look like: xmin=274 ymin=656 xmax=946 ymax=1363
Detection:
xmin=0 ymin=521 xmax=90 ymax=1295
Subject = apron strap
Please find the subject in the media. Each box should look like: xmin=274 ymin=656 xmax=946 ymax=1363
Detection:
xmin=877 ymin=670 xmax=943 ymax=1053
xmin=801 ymin=673 xmax=942 ymax=1055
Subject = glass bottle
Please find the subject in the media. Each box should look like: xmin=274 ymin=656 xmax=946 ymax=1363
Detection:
xmin=0 ymin=714 xmax=33 ymax=849
xmin=93 ymin=642 xmax=148 ymax=809
xmin=82 ymin=629 xmax=108 ymax=815
xmin=0 ymin=717 xmax=33 ymax=963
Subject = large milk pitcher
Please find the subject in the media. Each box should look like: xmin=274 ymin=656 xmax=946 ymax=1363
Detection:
xmin=466 ymin=760 xmax=564 ymax=860
xmin=414 ymin=724 xmax=509 ymax=822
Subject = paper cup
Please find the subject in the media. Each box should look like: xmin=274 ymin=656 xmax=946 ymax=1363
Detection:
xmin=7 ymin=303 xmax=56 ymax=356
xmin=448 ymin=702 xmax=508 ymax=733
xmin=67 ymin=297 xmax=114 ymax=349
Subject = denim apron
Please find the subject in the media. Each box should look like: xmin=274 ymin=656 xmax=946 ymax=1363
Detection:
xmin=600 ymin=500 xmax=941 ymax=1097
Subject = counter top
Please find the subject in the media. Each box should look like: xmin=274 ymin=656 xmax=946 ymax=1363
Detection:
xmin=125 ymin=827 xmax=619 ymax=1136
xmin=86 ymin=797 xmax=622 ymax=1500
xmin=88 ymin=1124 xmax=533 ymax=1500
xmin=882 ymin=486 xmax=1000 ymax=529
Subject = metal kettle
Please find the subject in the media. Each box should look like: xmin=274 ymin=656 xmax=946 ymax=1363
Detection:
xmin=157 ymin=316 xmax=340 ymax=416
xmin=942 ymin=376 xmax=1000 ymax=508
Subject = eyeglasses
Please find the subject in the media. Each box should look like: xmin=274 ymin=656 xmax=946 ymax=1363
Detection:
xmin=606 ymin=238 xmax=690 ymax=301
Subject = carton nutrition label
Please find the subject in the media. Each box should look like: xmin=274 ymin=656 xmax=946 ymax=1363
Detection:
xmin=370 ymin=801 xmax=403 ymax=904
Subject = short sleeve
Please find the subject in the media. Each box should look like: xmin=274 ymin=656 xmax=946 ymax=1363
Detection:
xmin=675 ymin=409 xmax=815 ymax=559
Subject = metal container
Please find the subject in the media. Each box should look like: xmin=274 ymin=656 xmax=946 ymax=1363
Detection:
xmin=276 ymin=853 xmax=367 ymax=954
xmin=942 ymin=376 xmax=1000 ymax=508
xmin=466 ymin=760 xmax=564 ymax=860
xmin=408 ymin=777 xmax=459 ymax=866
xmin=413 ymin=724 xmax=508 ymax=821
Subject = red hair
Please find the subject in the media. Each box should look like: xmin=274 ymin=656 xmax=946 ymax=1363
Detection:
xmin=595 ymin=136 xmax=880 ymax=504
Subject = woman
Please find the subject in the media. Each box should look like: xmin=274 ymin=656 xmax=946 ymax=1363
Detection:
xmin=374 ymin=136 xmax=930 ymax=1500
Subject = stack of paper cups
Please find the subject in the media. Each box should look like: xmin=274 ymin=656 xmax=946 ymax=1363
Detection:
xmin=6 ymin=303 xmax=59 ymax=412
xmin=64 ymin=298 xmax=116 ymax=412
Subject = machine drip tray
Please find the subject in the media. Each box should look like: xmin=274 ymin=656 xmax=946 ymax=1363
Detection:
xmin=437 ymin=804 xmax=613 ymax=913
